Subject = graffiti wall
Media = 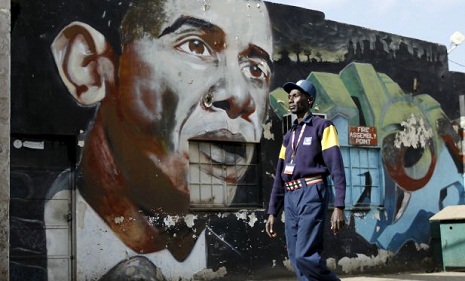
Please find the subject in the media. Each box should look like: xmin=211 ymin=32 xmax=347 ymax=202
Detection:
xmin=9 ymin=0 xmax=465 ymax=280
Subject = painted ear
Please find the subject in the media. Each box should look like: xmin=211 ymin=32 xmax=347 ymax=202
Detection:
xmin=51 ymin=21 xmax=116 ymax=105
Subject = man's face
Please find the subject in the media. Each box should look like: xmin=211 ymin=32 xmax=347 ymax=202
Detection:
xmin=288 ymin=89 xmax=311 ymax=116
xmin=111 ymin=0 xmax=273 ymax=203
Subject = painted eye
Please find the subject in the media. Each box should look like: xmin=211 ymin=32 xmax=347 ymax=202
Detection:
xmin=242 ymin=61 xmax=270 ymax=80
xmin=176 ymin=38 xmax=213 ymax=58
xmin=249 ymin=65 xmax=264 ymax=78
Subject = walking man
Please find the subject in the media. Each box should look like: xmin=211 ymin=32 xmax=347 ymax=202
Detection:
xmin=266 ymin=79 xmax=346 ymax=280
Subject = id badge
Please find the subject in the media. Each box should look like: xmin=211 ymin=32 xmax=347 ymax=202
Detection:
xmin=284 ymin=163 xmax=295 ymax=175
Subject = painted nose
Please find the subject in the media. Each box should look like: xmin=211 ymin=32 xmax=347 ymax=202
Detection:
xmin=210 ymin=80 xmax=255 ymax=120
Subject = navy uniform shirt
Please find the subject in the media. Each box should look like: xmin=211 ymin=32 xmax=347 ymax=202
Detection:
xmin=268 ymin=113 xmax=346 ymax=216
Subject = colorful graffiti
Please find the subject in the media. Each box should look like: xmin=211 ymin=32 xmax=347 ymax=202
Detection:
xmin=307 ymin=63 xmax=465 ymax=256
xmin=10 ymin=0 xmax=465 ymax=280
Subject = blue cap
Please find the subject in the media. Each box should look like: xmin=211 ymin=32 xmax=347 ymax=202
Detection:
xmin=283 ymin=80 xmax=317 ymax=98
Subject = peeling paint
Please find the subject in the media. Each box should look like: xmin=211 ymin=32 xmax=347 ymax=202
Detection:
xmin=394 ymin=113 xmax=433 ymax=149
xmin=163 ymin=215 xmax=179 ymax=227
xmin=326 ymin=258 xmax=337 ymax=271
xmin=194 ymin=266 xmax=227 ymax=280
xmin=215 ymin=212 xmax=228 ymax=219
xmin=282 ymin=257 xmax=294 ymax=272
xmin=184 ymin=214 xmax=197 ymax=228
xmin=231 ymin=211 xmax=260 ymax=228
xmin=262 ymin=121 xmax=274 ymax=140
xmin=235 ymin=210 xmax=248 ymax=221
xmin=266 ymin=171 xmax=275 ymax=178
xmin=338 ymin=249 xmax=393 ymax=274
xmin=114 ymin=216 xmax=124 ymax=224
xmin=247 ymin=212 xmax=258 ymax=227
xmin=415 ymin=243 xmax=430 ymax=251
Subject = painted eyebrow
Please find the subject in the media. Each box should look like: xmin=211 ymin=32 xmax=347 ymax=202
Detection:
xmin=158 ymin=16 xmax=215 ymax=38
xmin=160 ymin=15 xmax=273 ymax=70
xmin=242 ymin=44 xmax=273 ymax=71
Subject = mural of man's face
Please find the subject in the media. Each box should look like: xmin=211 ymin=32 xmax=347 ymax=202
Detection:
xmin=51 ymin=0 xmax=272 ymax=258
xmin=110 ymin=0 xmax=273 ymax=207
xmin=50 ymin=0 xmax=271 ymax=215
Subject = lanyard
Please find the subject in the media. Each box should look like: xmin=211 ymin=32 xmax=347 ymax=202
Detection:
xmin=291 ymin=123 xmax=306 ymax=158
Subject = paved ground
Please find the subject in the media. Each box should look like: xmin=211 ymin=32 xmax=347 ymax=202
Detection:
xmin=341 ymin=271 xmax=465 ymax=281
xmin=246 ymin=271 xmax=465 ymax=281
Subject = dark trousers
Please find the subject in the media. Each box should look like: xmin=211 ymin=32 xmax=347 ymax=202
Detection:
xmin=284 ymin=180 xmax=340 ymax=281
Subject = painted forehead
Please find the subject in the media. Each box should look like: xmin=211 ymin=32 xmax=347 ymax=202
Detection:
xmin=121 ymin=0 xmax=272 ymax=52
xmin=165 ymin=0 xmax=272 ymax=48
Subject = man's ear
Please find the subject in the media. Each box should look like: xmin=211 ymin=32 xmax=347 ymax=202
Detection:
xmin=308 ymin=96 xmax=313 ymax=106
xmin=51 ymin=21 xmax=116 ymax=105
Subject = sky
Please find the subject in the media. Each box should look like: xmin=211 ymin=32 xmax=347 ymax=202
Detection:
xmin=267 ymin=0 xmax=465 ymax=73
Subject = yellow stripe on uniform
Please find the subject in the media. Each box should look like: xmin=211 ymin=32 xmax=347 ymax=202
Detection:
xmin=321 ymin=125 xmax=340 ymax=150
xmin=279 ymin=145 xmax=286 ymax=159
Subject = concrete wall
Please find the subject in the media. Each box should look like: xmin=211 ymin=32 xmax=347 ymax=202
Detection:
xmin=0 ymin=0 xmax=9 ymax=279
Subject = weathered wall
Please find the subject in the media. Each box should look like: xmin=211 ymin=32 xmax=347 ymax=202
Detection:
xmin=0 ymin=0 xmax=10 ymax=279
xmin=7 ymin=0 xmax=465 ymax=280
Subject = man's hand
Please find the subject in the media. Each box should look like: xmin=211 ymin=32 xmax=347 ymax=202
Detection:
xmin=265 ymin=214 xmax=277 ymax=238
xmin=330 ymin=207 xmax=345 ymax=235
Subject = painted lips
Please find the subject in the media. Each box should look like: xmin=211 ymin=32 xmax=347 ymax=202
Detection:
xmin=191 ymin=129 xmax=250 ymax=182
